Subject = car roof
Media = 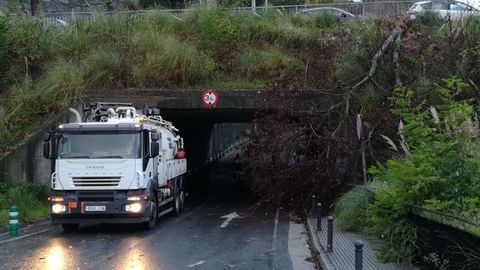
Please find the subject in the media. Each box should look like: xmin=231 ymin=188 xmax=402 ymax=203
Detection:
xmin=413 ymin=1 xmax=433 ymax=5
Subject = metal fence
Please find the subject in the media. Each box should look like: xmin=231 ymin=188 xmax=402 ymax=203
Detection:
xmin=43 ymin=1 xmax=417 ymax=24
xmin=409 ymin=207 xmax=480 ymax=269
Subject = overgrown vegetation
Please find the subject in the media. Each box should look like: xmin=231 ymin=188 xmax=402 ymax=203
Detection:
xmin=235 ymin=11 xmax=479 ymax=267
xmin=334 ymin=80 xmax=480 ymax=266
xmin=0 ymin=182 xmax=49 ymax=225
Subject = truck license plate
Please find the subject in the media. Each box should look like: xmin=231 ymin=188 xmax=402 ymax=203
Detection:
xmin=85 ymin=205 xmax=106 ymax=212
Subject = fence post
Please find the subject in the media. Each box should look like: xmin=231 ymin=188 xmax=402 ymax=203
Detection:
xmin=327 ymin=216 xmax=333 ymax=252
xmin=311 ymin=195 xmax=317 ymax=216
xmin=362 ymin=2 xmax=365 ymax=17
xmin=316 ymin=203 xmax=322 ymax=231
xmin=355 ymin=240 xmax=364 ymax=270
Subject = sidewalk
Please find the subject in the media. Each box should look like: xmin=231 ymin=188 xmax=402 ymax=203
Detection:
xmin=307 ymin=217 xmax=416 ymax=270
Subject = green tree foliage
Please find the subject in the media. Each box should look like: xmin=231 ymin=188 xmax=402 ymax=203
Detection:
xmin=340 ymin=79 xmax=480 ymax=262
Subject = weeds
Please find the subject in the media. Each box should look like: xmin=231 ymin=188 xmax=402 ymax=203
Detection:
xmin=334 ymin=184 xmax=376 ymax=232
xmin=0 ymin=182 xmax=49 ymax=225
xmin=236 ymin=47 xmax=303 ymax=80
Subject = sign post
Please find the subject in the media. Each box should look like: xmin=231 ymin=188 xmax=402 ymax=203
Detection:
xmin=356 ymin=114 xmax=367 ymax=185
xmin=202 ymin=89 xmax=218 ymax=108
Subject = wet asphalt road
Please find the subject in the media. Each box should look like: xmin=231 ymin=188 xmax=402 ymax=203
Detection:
xmin=0 ymin=161 xmax=297 ymax=270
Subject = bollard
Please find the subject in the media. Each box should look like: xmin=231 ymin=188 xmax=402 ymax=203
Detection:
xmin=327 ymin=216 xmax=333 ymax=252
xmin=9 ymin=205 xmax=19 ymax=237
xmin=316 ymin=203 xmax=322 ymax=231
xmin=355 ymin=240 xmax=364 ymax=270
xmin=311 ymin=195 xmax=317 ymax=216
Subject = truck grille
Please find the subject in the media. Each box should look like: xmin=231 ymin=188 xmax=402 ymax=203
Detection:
xmin=72 ymin=176 xmax=121 ymax=187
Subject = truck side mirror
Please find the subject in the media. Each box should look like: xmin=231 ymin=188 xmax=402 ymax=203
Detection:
xmin=43 ymin=133 xmax=51 ymax=159
xmin=150 ymin=142 xmax=159 ymax=157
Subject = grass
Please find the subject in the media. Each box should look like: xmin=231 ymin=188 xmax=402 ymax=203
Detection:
xmin=0 ymin=182 xmax=49 ymax=225
xmin=131 ymin=32 xmax=213 ymax=87
xmin=334 ymin=184 xmax=376 ymax=232
xmin=236 ymin=47 xmax=303 ymax=80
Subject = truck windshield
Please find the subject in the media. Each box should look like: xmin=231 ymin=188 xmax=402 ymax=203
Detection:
xmin=57 ymin=133 xmax=141 ymax=159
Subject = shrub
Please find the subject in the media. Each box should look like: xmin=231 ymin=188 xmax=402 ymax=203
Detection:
xmin=334 ymin=184 xmax=376 ymax=232
xmin=367 ymin=79 xmax=480 ymax=262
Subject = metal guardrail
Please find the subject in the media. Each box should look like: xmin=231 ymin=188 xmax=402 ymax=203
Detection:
xmin=43 ymin=1 xmax=417 ymax=24
xmin=410 ymin=204 xmax=480 ymax=228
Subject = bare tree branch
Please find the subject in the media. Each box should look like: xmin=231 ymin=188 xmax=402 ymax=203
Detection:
xmin=351 ymin=24 xmax=405 ymax=92
xmin=393 ymin=33 xmax=402 ymax=86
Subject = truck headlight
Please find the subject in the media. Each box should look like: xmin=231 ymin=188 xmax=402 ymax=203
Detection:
xmin=52 ymin=204 xmax=66 ymax=213
xmin=125 ymin=203 xmax=142 ymax=213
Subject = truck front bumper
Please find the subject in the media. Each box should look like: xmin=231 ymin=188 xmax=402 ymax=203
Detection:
xmin=49 ymin=191 xmax=151 ymax=224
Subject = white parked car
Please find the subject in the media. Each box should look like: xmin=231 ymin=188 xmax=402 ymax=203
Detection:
xmin=409 ymin=0 xmax=480 ymax=20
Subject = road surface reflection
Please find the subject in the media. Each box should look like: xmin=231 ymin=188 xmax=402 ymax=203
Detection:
xmin=39 ymin=239 xmax=68 ymax=270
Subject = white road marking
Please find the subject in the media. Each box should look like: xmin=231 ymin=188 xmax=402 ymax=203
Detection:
xmin=271 ymin=208 xmax=280 ymax=270
xmin=0 ymin=227 xmax=56 ymax=245
xmin=187 ymin=260 xmax=205 ymax=267
xmin=220 ymin=212 xmax=240 ymax=228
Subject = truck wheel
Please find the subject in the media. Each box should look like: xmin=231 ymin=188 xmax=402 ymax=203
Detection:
xmin=171 ymin=187 xmax=181 ymax=217
xmin=179 ymin=189 xmax=185 ymax=212
xmin=62 ymin=223 xmax=79 ymax=233
xmin=143 ymin=201 xmax=157 ymax=230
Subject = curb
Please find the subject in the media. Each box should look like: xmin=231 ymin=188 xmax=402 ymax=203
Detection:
xmin=306 ymin=218 xmax=335 ymax=270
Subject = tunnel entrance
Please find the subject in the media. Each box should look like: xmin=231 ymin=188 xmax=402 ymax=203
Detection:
xmin=160 ymin=109 xmax=254 ymax=170
xmin=159 ymin=108 xmax=255 ymax=200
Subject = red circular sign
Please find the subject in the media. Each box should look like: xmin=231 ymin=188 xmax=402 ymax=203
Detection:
xmin=202 ymin=89 xmax=218 ymax=108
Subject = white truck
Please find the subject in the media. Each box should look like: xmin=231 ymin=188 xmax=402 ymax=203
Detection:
xmin=43 ymin=102 xmax=187 ymax=232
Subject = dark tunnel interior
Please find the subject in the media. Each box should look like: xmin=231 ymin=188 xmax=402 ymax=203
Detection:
xmin=160 ymin=109 xmax=254 ymax=171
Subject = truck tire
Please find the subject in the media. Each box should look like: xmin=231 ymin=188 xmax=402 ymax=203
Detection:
xmin=179 ymin=189 xmax=185 ymax=212
xmin=171 ymin=187 xmax=181 ymax=217
xmin=143 ymin=201 xmax=157 ymax=230
xmin=62 ymin=223 xmax=79 ymax=233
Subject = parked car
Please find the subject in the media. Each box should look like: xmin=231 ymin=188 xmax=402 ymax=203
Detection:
xmin=408 ymin=0 xmax=480 ymax=20
xmin=297 ymin=7 xmax=360 ymax=22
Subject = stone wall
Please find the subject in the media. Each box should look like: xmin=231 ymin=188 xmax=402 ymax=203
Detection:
xmin=0 ymin=107 xmax=80 ymax=184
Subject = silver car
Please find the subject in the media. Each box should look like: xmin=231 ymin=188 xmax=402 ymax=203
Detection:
xmin=298 ymin=7 xmax=359 ymax=21
xmin=409 ymin=0 xmax=480 ymax=20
